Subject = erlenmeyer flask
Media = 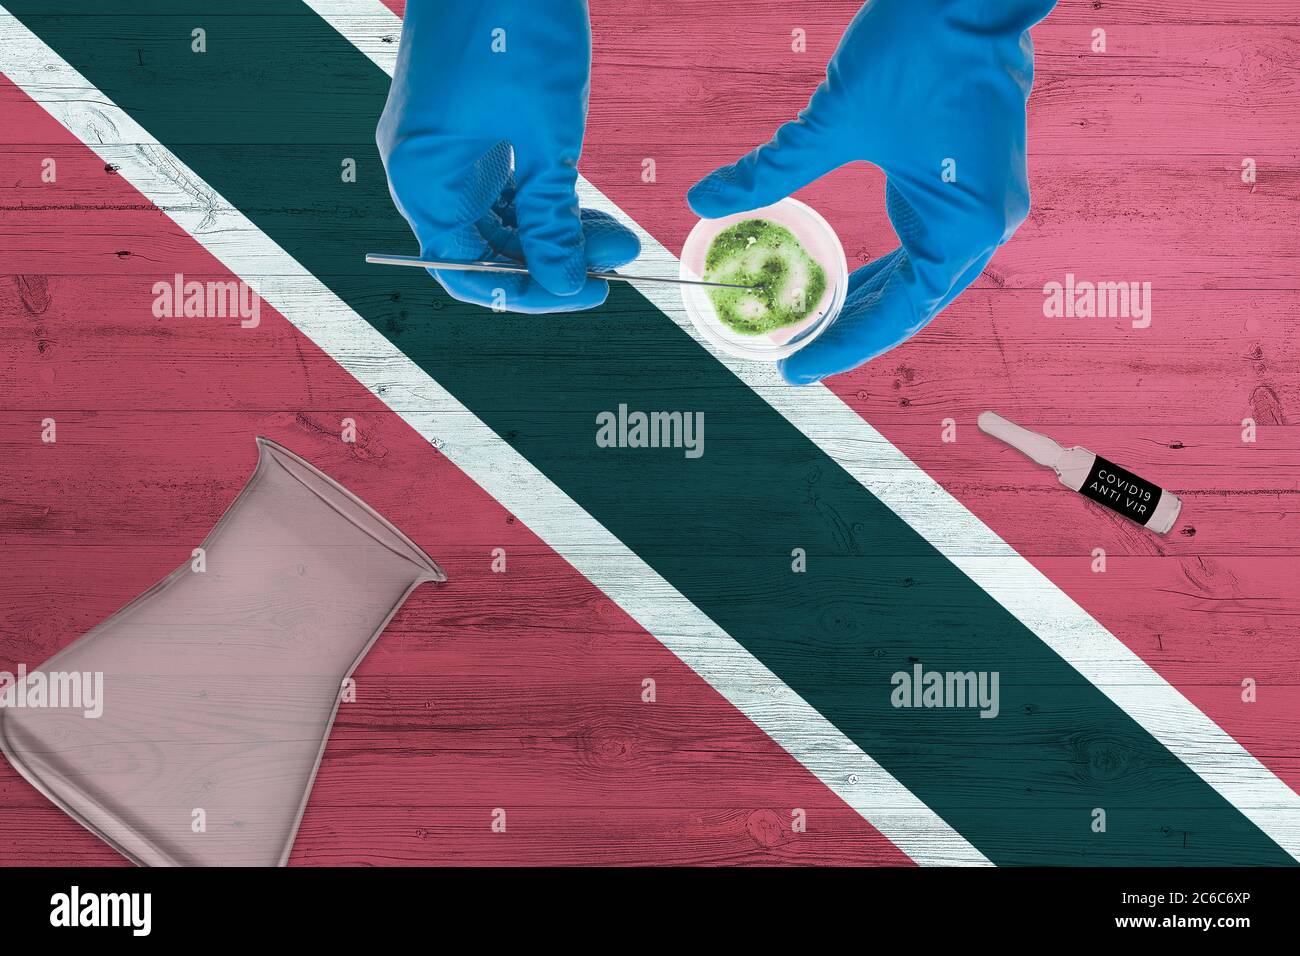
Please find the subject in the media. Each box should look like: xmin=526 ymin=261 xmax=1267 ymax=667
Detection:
xmin=0 ymin=437 xmax=444 ymax=866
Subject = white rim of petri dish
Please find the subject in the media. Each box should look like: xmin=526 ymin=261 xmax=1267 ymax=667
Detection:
xmin=678 ymin=198 xmax=848 ymax=362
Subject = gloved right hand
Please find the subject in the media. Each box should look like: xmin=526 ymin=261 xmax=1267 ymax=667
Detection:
xmin=688 ymin=0 xmax=1056 ymax=383
xmin=377 ymin=0 xmax=640 ymax=313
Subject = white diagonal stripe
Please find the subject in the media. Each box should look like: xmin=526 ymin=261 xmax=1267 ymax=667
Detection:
xmin=0 ymin=6 xmax=987 ymax=866
xmin=306 ymin=0 xmax=1300 ymax=858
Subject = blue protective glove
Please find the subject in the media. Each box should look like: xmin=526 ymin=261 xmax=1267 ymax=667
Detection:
xmin=688 ymin=0 xmax=1056 ymax=384
xmin=377 ymin=0 xmax=639 ymax=313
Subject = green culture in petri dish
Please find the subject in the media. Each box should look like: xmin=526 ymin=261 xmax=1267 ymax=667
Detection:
xmin=702 ymin=218 xmax=828 ymax=335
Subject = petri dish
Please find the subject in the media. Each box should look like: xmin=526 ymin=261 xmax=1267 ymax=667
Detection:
xmin=679 ymin=197 xmax=847 ymax=362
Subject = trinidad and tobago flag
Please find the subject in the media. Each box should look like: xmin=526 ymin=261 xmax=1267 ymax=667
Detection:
xmin=0 ymin=0 xmax=1297 ymax=868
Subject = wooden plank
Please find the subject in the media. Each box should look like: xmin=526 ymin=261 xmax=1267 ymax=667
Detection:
xmin=2 ymin=0 xmax=1298 ymax=866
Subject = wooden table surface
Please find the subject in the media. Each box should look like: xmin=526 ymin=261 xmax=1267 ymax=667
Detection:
xmin=0 ymin=0 xmax=1297 ymax=866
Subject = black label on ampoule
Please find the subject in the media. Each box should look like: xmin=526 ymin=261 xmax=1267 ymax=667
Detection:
xmin=1079 ymin=456 xmax=1163 ymax=526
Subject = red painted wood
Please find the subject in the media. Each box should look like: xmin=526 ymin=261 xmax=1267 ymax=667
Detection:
xmin=0 ymin=75 xmax=909 ymax=867
xmin=577 ymin=0 xmax=1300 ymax=793
xmin=3 ymin=0 xmax=1297 ymax=865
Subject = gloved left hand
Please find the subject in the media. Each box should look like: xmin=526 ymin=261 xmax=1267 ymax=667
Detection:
xmin=377 ymin=0 xmax=639 ymax=313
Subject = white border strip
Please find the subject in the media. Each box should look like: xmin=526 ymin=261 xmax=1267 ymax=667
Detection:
xmin=315 ymin=0 xmax=1300 ymax=858
xmin=0 ymin=7 xmax=986 ymax=866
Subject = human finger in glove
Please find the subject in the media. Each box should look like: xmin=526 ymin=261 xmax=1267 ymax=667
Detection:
xmin=688 ymin=0 xmax=1057 ymax=384
xmin=377 ymin=0 xmax=640 ymax=314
